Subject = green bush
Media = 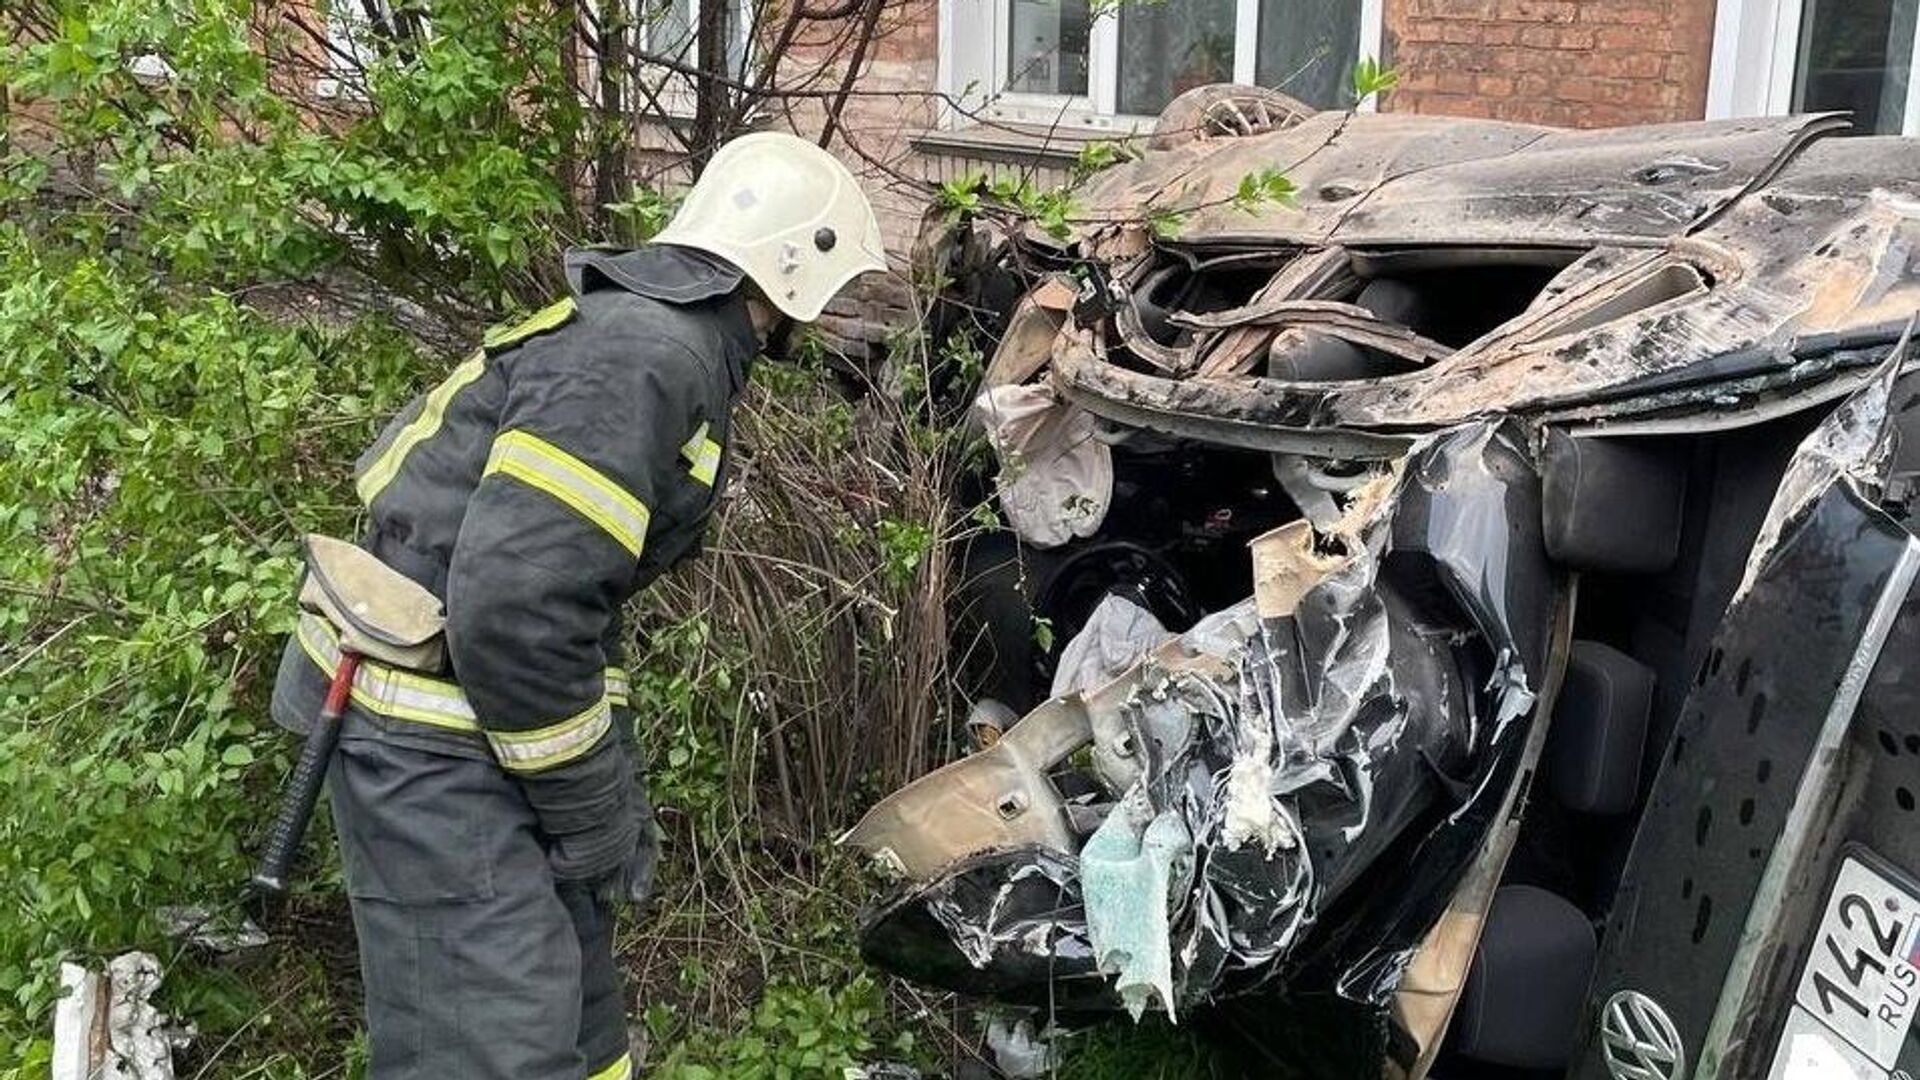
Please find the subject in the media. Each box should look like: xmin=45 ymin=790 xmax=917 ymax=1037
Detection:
xmin=0 ymin=225 xmax=422 ymax=1064
xmin=1 ymin=0 xmax=946 ymax=1066
xmin=0 ymin=1 xmax=617 ymax=1064
xmin=6 ymin=0 xmax=583 ymax=303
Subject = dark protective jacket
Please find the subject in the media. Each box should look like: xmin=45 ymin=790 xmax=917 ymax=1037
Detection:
xmin=272 ymin=245 xmax=755 ymax=874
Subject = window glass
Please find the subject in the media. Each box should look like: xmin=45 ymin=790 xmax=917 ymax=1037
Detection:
xmin=643 ymin=0 xmax=749 ymax=78
xmin=646 ymin=0 xmax=696 ymax=61
xmin=1007 ymin=0 xmax=1092 ymax=96
xmin=1117 ymin=0 xmax=1237 ymax=115
xmin=1793 ymin=0 xmax=1920 ymax=134
xmin=1254 ymin=0 xmax=1361 ymax=108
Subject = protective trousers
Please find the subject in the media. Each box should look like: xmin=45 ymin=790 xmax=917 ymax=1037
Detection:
xmin=327 ymin=734 xmax=633 ymax=1080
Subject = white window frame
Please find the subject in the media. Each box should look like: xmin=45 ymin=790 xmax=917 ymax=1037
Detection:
xmin=942 ymin=0 xmax=1381 ymax=133
xmin=991 ymin=0 xmax=1099 ymax=120
xmin=1707 ymin=0 xmax=1920 ymax=135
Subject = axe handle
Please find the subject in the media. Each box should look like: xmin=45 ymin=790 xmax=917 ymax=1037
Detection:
xmin=250 ymin=653 xmax=359 ymax=900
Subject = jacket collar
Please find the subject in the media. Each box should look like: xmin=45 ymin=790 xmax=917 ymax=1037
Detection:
xmin=564 ymin=243 xmax=744 ymax=303
xmin=565 ymin=244 xmax=756 ymax=396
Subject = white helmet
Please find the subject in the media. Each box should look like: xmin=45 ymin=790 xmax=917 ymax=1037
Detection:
xmin=655 ymin=132 xmax=887 ymax=322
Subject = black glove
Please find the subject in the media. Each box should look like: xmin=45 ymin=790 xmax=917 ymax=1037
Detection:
xmin=514 ymin=734 xmax=644 ymax=888
xmin=604 ymin=807 xmax=660 ymax=907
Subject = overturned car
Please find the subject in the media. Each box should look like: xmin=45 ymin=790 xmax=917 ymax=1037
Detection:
xmin=844 ymin=90 xmax=1920 ymax=1079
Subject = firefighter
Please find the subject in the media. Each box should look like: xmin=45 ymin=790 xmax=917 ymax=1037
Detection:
xmin=268 ymin=132 xmax=885 ymax=1080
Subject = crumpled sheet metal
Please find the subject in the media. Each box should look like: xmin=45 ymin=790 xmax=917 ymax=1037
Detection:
xmin=848 ymin=424 xmax=1560 ymax=1023
xmin=984 ymin=277 xmax=1076 ymax=388
xmin=1736 ymin=325 xmax=1913 ymax=599
xmin=842 ymin=695 xmax=1092 ymax=881
xmin=1069 ymin=111 xmax=1836 ymax=250
xmin=52 ymin=953 xmax=195 ymax=1080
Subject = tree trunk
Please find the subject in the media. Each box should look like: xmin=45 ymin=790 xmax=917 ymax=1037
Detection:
xmin=691 ymin=0 xmax=734 ymax=168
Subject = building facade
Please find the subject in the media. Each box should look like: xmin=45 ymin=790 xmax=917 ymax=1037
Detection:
xmin=873 ymin=0 xmax=1920 ymax=141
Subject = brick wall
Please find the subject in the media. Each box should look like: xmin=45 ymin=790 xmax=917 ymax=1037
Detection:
xmin=762 ymin=0 xmax=943 ymax=357
xmin=800 ymin=0 xmax=1727 ymax=354
xmin=1382 ymin=0 xmax=1716 ymax=127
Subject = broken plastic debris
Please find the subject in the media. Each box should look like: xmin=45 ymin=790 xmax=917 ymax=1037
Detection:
xmin=53 ymin=952 xmax=195 ymax=1080
xmin=850 ymin=424 xmax=1554 ymax=1023
xmin=842 ymin=1062 xmax=922 ymax=1079
xmin=965 ymin=697 xmax=1018 ymax=750
xmin=1737 ymin=326 xmax=1913 ymax=600
xmin=984 ymin=1013 xmax=1056 ymax=1077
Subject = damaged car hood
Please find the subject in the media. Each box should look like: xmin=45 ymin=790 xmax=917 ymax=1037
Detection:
xmin=1072 ymin=112 xmax=1839 ymax=249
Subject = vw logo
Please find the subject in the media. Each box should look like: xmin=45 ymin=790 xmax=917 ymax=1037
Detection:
xmin=1600 ymin=990 xmax=1686 ymax=1080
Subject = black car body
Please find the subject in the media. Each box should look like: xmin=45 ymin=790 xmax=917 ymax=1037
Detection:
xmin=844 ymin=87 xmax=1920 ymax=1080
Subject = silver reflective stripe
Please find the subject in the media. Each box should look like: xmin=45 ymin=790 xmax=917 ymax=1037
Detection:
xmin=297 ymin=613 xmax=630 ymax=735
xmin=485 ymin=430 xmax=649 ymax=555
xmin=486 ymin=700 xmax=613 ymax=773
xmin=355 ymin=352 xmax=487 ymax=507
xmin=297 ymin=614 xmax=478 ymax=732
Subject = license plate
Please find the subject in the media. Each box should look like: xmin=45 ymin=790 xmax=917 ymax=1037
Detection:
xmin=1792 ymin=854 xmax=1920 ymax=1070
xmin=1768 ymin=1006 xmax=1884 ymax=1079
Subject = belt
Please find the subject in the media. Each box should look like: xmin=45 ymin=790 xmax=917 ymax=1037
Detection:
xmin=295 ymin=612 xmax=631 ymax=736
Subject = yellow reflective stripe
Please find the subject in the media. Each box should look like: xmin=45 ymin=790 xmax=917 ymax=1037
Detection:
xmin=482 ymin=297 xmax=576 ymax=351
xmin=355 ymin=351 xmax=488 ymax=507
xmin=484 ymin=430 xmax=650 ymax=556
xmin=295 ymin=614 xmax=478 ymax=732
xmin=296 ymin=614 xmax=629 ymax=732
xmin=487 ymin=698 xmax=613 ymax=773
xmin=585 ymin=1053 xmax=633 ymax=1080
xmin=680 ymin=421 xmax=721 ymax=487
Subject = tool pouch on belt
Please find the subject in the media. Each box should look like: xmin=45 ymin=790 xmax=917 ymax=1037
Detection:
xmin=298 ymin=534 xmax=447 ymax=670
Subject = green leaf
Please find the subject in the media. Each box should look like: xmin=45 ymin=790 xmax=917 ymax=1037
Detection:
xmin=1351 ymin=56 xmax=1401 ymax=104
